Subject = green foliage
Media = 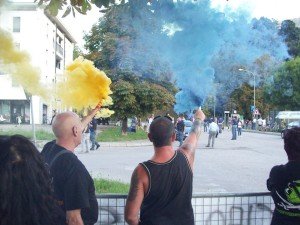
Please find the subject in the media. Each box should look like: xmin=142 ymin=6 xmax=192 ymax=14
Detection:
xmin=0 ymin=129 xmax=55 ymax=140
xmin=110 ymin=79 xmax=137 ymax=119
xmin=265 ymin=57 xmax=300 ymax=110
xmin=36 ymin=0 xmax=108 ymax=16
xmin=73 ymin=45 xmax=83 ymax=59
xmin=279 ymin=20 xmax=300 ymax=58
xmin=83 ymin=3 xmax=175 ymax=125
xmin=93 ymin=178 xmax=129 ymax=194
xmin=229 ymin=83 xmax=271 ymax=119
xmin=97 ymin=127 xmax=147 ymax=142
xmin=110 ymin=78 xmax=175 ymax=121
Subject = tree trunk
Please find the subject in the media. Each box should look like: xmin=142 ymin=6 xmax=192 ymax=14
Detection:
xmin=121 ymin=117 xmax=128 ymax=135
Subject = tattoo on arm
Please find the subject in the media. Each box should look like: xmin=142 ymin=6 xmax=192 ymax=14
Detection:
xmin=127 ymin=168 xmax=139 ymax=202
xmin=190 ymin=119 xmax=202 ymax=138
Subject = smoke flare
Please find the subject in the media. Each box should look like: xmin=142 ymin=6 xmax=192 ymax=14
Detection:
xmin=56 ymin=56 xmax=112 ymax=110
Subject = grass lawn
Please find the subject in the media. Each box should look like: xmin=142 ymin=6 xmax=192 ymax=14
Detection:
xmin=0 ymin=129 xmax=55 ymax=140
xmin=94 ymin=178 xmax=129 ymax=194
xmin=0 ymin=126 xmax=148 ymax=142
xmin=98 ymin=127 xmax=147 ymax=142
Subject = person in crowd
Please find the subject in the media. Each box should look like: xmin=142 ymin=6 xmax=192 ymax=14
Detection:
xmin=147 ymin=114 xmax=154 ymax=133
xmin=131 ymin=116 xmax=137 ymax=133
xmin=231 ymin=116 xmax=238 ymax=140
xmin=41 ymin=105 xmax=101 ymax=225
xmin=267 ymin=127 xmax=300 ymax=225
xmin=257 ymin=116 xmax=263 ymax=131
xmin=248 ymin=120 xmax=252 ymax=130
xmin=203 ymin=118 xmax=208 ymax=132
xmin=237 ymin=119 xmax=242 ymax=136
xmin=89 ymin=117 xmax=100 ymax=150
xmin=0 ymin=135 xmax=65 ymax=225
xmin=206 ymin=118 xmax=219 ymax=148
xmin=81 ymin=124 xmax=90 ymax=153
xmin=252 ymin=117 xmax=257 ymax=130
xmin=217 ymin=117 xmax=223 ymax=134
xmin=50 ymin=109 xmax=57 ymax=125
xmin=176 ymin=114 xmax=185 ymax=146
xmin=124 ymin=109 xmax=205 ymax=225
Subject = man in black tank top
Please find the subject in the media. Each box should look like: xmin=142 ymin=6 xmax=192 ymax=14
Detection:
xmin=125 ymin=109 xmax=205 ymax=225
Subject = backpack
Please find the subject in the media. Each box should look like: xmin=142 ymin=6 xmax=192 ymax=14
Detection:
xmin=177 ymin=120 xmax=185 ymax=132
xmin=43 ymin=142 xmax=71 ymax=184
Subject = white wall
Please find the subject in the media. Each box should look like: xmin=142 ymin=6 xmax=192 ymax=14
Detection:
xmin=0 ymin=4 xmax=75 ymax=124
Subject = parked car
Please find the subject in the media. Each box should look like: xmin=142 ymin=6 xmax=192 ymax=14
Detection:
xmin=281 ymin=121 xmax=300 ymax=139
xmin=176 ymin=120 xmax=193 ymax=141
xmin=183 ymin=120 xmax=193 ymax=140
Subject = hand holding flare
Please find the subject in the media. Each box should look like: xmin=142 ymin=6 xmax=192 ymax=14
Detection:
xmin=81 ymin=101 xmax=102 ymax=130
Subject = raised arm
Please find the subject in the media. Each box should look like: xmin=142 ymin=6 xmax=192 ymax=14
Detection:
xmin=179 ymin=109 xmax=205 ymax=171
xmin=81 ymin=103 xmax=101 ymax=129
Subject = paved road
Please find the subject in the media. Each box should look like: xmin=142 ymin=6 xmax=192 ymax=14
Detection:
xmin=76 ymin=129 xmax=285 ymax=194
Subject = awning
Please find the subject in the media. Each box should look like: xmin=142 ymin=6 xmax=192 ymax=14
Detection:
xmin=276 ymin=111 xmax=300 ymax=120
xmin=0 ymin=87 xmax=27 ymax=100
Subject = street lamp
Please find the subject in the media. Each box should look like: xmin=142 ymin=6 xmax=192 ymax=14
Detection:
xmin=238 ymin=68 xmax=256 ymax=117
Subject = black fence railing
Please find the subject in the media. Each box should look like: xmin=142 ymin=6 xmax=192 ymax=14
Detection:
xmin=96 ymin=192 xmax=274 ymax=225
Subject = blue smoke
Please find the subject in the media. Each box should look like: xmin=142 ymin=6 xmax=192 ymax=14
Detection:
xmin=115 ymin=0 xmax=289 ymax=113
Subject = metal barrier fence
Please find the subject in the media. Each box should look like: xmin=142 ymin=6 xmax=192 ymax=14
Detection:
xmin=96 ymin=192 xmax=274 ymax=225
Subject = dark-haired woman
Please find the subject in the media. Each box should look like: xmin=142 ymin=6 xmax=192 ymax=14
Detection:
xmin=0 ymin=135 xmax=66 ymax=225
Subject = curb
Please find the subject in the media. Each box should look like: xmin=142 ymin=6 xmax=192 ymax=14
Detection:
xmin=243 ymin=129 xmax=281 ymax=136
xmin=34 ymin=139 xmax=152 ymax=149
xmin=98 ymin=141 xmax=152 ymax=147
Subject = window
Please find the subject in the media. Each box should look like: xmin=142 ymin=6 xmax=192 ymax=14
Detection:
xmin=15 ymin=43 xmax=20 ymax=49
xmin=57 ymin=36 xmax=62 ymax=45
xmin=13 ymin=17 xmax=21 ymax=32
xmin=56 ymin=58 xmax=61 ymax=69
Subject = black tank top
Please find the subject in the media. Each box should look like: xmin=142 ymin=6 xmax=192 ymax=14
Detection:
xmin=139 ymin=150 xmax=194 ymax=225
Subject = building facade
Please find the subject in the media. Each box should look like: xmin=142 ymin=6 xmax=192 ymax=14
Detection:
xmin=0 ymin=1 xmax=75 ymax=124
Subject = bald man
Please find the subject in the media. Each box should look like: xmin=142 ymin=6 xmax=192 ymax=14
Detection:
xmin=41 ymin=106 xmax=100 ymax=225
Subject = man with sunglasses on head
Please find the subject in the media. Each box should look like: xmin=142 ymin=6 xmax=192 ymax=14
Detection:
xmin=125 ymin=108 xmax=205 ymax=225
xmin=41 ymin=105 xmax=101 ymax=225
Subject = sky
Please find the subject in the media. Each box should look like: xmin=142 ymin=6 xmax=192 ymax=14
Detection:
xmin=60 ymin=0 xmax=300 ymax=49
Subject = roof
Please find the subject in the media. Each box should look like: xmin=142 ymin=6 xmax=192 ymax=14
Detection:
xmin=44 ymin=11 xmax=77 ymax=44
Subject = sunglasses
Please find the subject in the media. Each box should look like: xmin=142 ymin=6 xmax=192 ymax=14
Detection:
xmin=153 ymin=115 xmax=173 ymax=122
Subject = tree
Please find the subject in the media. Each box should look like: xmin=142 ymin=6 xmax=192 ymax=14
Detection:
xmin=111 ymin=77 xmax=175 ymax=134
xmin=82 ymin=3 xmax=176 ymax=134
xmin=73 ymin=45 xmax=83 ymax=59
xmin=34 ymin=0 xmax=155 ymax=17
xmin=34 ymin=0 xmax=116 ymax=17
xmin=228 ymin=83 xmax=271 ymax=119
xmin=279 ymin=20 xmax=300 ymax=58
xmin=265 ymin=57 xmax=300 ymax=110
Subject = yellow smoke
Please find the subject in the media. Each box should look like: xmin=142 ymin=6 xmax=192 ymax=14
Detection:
xmin=0 ymin=28 xmax=47 ymax=98
xmin=57 ymin=56 xmax=112 ymax=110
xmin=102 ymin=96 xmax=113 ymax=107
xmin=95 ymin=108 xmax=115 ymax=118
